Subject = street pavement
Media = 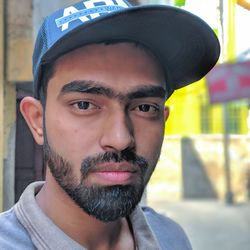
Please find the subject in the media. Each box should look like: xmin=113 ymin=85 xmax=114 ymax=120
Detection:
xmin=150 ymin=200 xmax=250 ymax=250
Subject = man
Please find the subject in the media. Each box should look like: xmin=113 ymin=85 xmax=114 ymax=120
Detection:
xmin=0 ymin=0 xmax=220 ymax=249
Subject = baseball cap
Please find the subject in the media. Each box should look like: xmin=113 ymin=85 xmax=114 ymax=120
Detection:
xmin=33 ymin=0 xmax=220 ymax=99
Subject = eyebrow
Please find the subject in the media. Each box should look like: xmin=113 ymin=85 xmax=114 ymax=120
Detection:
xmin=60 ymin=80 xmax=114 ymax=98
xmin=127 ymin=85 xmax=166 ymax=99
xmin=59 ymin=80 xmax=167 ymax=100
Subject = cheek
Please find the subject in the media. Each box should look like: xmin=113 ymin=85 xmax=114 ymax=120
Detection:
xmin=134 ymin=120 xmax=165 ymax=163
xmin=137 ymin=128 xmax=164 ymax=185
xmin=132 ymin=116 xmax=165 ymax=184
xmin=146 ymin=134 xmax=164 ymax=181
xmin=44 ymin=110 xmax=100 ymax=163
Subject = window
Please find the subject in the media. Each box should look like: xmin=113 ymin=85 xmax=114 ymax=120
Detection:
xmin=201 ymin=104 xmax=212 ymax=133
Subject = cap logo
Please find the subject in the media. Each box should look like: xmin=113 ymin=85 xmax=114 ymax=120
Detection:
xmin=55 ymin=0 xmax=129 ymax=31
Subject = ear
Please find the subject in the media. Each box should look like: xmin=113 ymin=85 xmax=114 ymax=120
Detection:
xmin=20 ymin=96 xmax=44 ymax=145
xmin=164 ymin=106 xmax=170 ymax=122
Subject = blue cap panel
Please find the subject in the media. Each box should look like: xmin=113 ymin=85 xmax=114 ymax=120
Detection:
xmin=46 ymin=0 xmax=130 ymax=48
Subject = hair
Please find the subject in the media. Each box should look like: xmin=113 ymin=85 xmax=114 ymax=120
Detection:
xmin=38 ymin=62 xmax=56 ymax=107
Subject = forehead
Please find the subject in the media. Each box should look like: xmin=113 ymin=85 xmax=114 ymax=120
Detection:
xmin=48 ymin=42 xmax=166 ymax=95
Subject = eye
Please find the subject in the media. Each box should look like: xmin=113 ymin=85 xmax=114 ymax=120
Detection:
xmin=72 ymin=101 xmax=98 ymax=110
xmin=136 ymin=104 xmax=159 ymax=113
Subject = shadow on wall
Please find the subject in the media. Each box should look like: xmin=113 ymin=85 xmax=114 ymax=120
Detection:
xmin=181 ymin=137 xmax=218 ymax=199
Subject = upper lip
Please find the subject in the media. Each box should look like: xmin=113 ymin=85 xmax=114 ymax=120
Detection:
xmin=91 ymin=162 xmax=138 ymax=173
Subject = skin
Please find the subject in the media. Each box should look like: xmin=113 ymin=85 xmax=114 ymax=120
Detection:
xmin=20 ymin=43 xmax=169 ymax=250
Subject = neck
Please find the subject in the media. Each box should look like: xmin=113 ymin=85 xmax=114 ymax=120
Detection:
xmin=36 ymin=169 xmax=135 ymax=250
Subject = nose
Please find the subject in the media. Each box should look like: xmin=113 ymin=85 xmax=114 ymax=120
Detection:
xmin=100 ymin=110 xmax=135 ymax=152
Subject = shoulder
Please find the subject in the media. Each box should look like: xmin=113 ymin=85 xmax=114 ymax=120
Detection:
xmin=0 ymin=207 xmax=35 ymax=250
xmin=142 ymin=206 xmax=193 ymax=250
xmin=142 ymin=206 xmax=186 ymax=233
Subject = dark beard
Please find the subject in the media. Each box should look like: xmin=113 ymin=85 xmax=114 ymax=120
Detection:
xmin=43 ymin=133 xmax=148 ymax=222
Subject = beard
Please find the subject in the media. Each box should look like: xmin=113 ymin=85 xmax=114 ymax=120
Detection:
xmin=43 ymin=131 xmax=149 ymax=222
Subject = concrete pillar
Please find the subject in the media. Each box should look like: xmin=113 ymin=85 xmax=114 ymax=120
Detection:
xmin=2 ymin=0 xmax=33 ymax=210
xmin=3 ymin=84 xmax=16 ymax=211
xmin=0 ymin=0 xmax=4 ymax=211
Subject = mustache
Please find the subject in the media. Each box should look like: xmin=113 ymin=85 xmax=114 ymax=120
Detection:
xmin=80 ymin=149 xmax=148 ymax=178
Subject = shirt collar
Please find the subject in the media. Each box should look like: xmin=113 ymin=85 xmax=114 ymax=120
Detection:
xmin=15 ymin=182 xmax=161 ymax=250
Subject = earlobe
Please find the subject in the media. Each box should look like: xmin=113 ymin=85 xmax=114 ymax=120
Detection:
xmin=20 ymin=97 xmax=44 ymax=145
xmin=164 ymin=106 xmax=170 ymax=122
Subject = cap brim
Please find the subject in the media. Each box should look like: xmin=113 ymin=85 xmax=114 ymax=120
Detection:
xmin=41 ymin=5 xmax=220 ymax=94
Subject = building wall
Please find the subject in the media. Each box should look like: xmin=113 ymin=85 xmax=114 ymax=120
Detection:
xmin=0 ymin=0 xmax=17 ymax=211
xmin=7 ymin=0 xmax=33 ymax=82
xmin=0 ymin=0 xmax=33 ymax=211
xmin=0 ymin=0 xmax=4 ymax=210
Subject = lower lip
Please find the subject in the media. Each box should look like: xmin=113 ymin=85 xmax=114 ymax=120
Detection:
xmin=92 ymin=171 xmax=136 ymax=185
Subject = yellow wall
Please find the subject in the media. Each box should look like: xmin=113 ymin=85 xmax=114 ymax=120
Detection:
xmin=165 ymin=80 xmax=204 ymax=135
xmin=240 ymin=108 xmax=249 ymax=133
xmin=211 ymin=105 xmax=223 ymax=133
xmin=165 ymin=80 xmax=249 ymax=135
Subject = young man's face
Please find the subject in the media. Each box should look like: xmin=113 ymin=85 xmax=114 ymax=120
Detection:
xmin=43 ymin=43 xmax=169 ymax=221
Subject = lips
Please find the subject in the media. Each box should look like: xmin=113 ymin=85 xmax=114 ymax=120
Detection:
xmin=91 ymin=161 xmax=138 ymax=172
xmin=88 ymin=162 xmax=140 ymax=185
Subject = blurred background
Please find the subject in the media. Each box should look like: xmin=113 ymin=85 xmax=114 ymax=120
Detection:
xmin=0 ymin=0 xmax=249 ymax=249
